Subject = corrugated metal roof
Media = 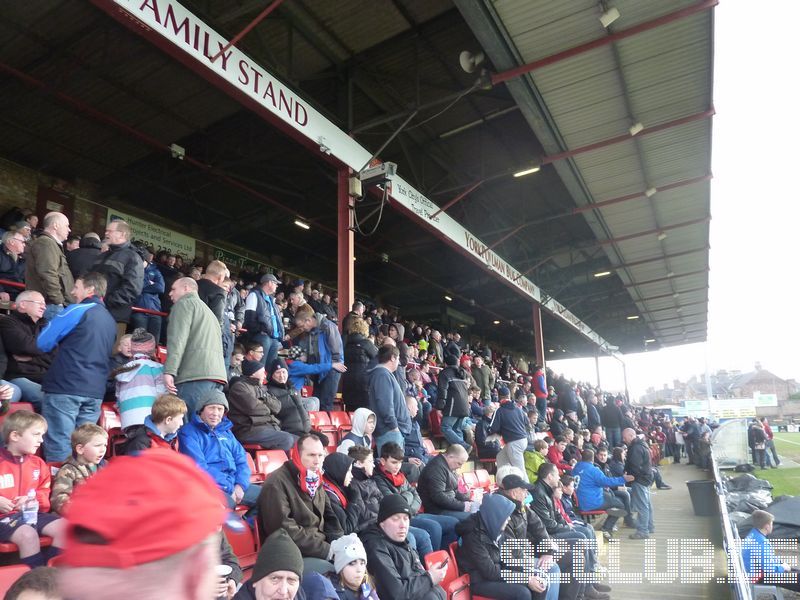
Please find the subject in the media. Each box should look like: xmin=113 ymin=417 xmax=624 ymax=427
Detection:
xmin=483 ymin=0 xmax=714 ymax=350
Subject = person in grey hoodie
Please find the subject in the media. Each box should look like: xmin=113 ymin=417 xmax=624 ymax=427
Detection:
xmin=368 ymin=344 xmax=411 ymax=454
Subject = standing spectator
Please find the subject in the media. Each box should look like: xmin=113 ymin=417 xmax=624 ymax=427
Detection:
xmin=198 ymin=260 xmax=233 ymax=372
xmin=436 ymin=353 xmax=471 ymax=451
xmin=228 ymin=359 xmax=296 ymax=451
xmin=761 ymin=417 xmax=781 ymax=468
xmin=130 ymin=248 xmax=165 ymax=341
xmin=258 ymin=433 xmax=344 ymax=574
xmin=293 ymin=304 xmax=345 ymax=411
xmin=342 ymin=316 xmax=378 ymax=412
xmin=0 ymin=290 xmax=53 ymax=409
xmin=0 ymin=230 xmax=27 ymax=301
xmin=37 ymin=272 xmax=116 ymax=462
xmin=341 ymin=300 xmax=364 ymax=340
xmin=25 ymin=211 xmax=74 ymax=321
xmin=179 ymin=389 xmax=260 ymax=509
xmin=244 ymin=273 xmax=284 ymax=369
xmin=750 ymin=420 xmax=768 ymax=470
xmin=428 ymin=330 xmax=443 ymax=365
xmin=163 ymin=277 xmax=227 ymax=414
xmin=368 ymin=345 xmax=410 ymax=454
xmin=532 ymin=365 xmax=548 ymax=424
xmin=66 ymin=232 xmax=102 ymax=279
xmin=623 ymin=428 xmax=655 ymax=539
xmin=490 ymin=385 xmax=531 ymax=480
xmin=470 ymin=354 xmax=494 ymax=404
xmin=91 ymin=220 xmax=144 ymax=341
xmin=600 ymin=398 xmax=623 ymax=449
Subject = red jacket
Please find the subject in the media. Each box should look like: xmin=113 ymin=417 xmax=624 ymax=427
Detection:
xmin=149 ymin=432 xmax=179 ymax=451
xmin=547 ymin=445 xmax=571 ymax=473
xmin=763 ymin=423 xmax=774 ymax=441
xmin=0 ymin=449 xmax=51 ymax=515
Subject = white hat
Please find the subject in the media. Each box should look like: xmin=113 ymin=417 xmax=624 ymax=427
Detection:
xmin=327 ymin=533 xmax=367 ymax=574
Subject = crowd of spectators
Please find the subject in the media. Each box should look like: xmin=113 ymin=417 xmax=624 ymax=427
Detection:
xmin=0 ymin=207 xmax=690 ymax=600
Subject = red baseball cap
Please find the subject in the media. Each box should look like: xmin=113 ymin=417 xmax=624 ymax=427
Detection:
xmin=61 ymin=449 xmax=228 ymax=568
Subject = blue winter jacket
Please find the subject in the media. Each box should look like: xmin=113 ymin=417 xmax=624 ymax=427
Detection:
xmin=135 ymin=263 xmax=165 ymax=311
xmin=489 ymin=401 xmax=528 ymax=443
xmin=368 ymin=365 xmax=411 ymax=437
xmin=179 ymin=413 xmax=251 ymax=495
xmin=37 ymin=296 xmax=117 ymax=398
xmin=571 ymin=460 xmax=626 ymax=511
xmin=301 ymin=314 xmax=343 ymax=383
xmin=288 ymin=360 xmax=331 ymax=390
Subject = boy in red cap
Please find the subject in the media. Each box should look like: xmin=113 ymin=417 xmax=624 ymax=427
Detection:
xmin=0 ymin=410 xmax=64 ymax=568
xmin=59 ymin=449 xmax=228 ymax=600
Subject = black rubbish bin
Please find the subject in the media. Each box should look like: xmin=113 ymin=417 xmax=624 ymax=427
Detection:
xmin=686 ymin=479 xmax=719 ymax=516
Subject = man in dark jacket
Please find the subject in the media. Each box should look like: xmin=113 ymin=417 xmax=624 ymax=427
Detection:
xmin=368 ymin=345 xmax=411 ymax=454
xmin=623 ymin=428 xmax=655 ymax=540
xmin=417 ymin=445 xmax=473 ymax=520
xmin=294 ymin=304 xmax=345 ymax=412
xmin=268 ymin=358 xmax=311 ymax=437
xmin=587 ymin=395 xmax=602 ymax=431
xmin=91 ymin=220 xmax=144 ymax=340
xmin=490 ymin=386 xmax=531 ymax=480
xmin=227 ymin=359 xmax=296 ymax=451
xmin=456 ymin=493 xmax=558 ymax=600
xmin=37 ymin=272 xmax=116 ymax=461
xmin=233 ymin=528 xmax=307 ymax=600
xmin=361 ymin=495 xmax=447 ymax=600
xmin=66 ymin=232 xmax=101 ymax=279
xmin=258 ymin=433 xmax=344 ymax=574
xmin=436 ymin=354 xmax=471 ymax=451
xmin=0 ymin=230 xmax=26 ymax=301
xmin=0 ymin=290 xmax=53 ymax=408
xmin=600 ymin=398 xmax=623 ymax=449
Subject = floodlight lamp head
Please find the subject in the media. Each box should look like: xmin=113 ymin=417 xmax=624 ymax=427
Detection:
xmin=459 ymin=50 xmax=485 ymax=74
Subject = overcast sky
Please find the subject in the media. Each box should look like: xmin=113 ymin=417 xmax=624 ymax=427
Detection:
xmin=549 ymin=1 xmax=800 ymax=400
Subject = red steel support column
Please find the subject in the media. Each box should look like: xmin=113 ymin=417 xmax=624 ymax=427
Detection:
xmin=533 ymin=303 xmax=545 ymax=370
xmin=338 ymin=168 xmax=354 ymax=332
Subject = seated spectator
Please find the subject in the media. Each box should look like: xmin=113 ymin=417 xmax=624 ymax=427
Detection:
xmin=0 ymin=290 xmax=53 ymax=409
xmin=418 ymin=444 xmax=475 ymax=520
xmin=301 ymin=571 xmax=339 ymax=599
xmin=229 ymin=343 xmax=245 ymax=379
xmin=66 ymin=232 xmax=101 ymax=280
xmin=0 ymin=411 xmax=65 ymax=568
xmin=178 ymin=389 xmax=260 ymax=509
xmin=326 ymin=533 xmax=379 ymax=600
xmin=345 ymin=446 xmax=384 ymax=533
xmin=456 ymin=493 xmax=558 ymax=600
xmin=374 ymin=442 xmax=459 ymax=552
xmin=118 ymin=393 xmax=186 ymax=454
xmin=0 ymin=230 xmax=26 ymax=302
xmin=547 ymin=436 xmax=575 ymax=474
xmin=491 ymin=385 xmax=531 ymax=481
xmin=59 ymin=450 xmax=228 ymax=600
xmin=258 ymin=433 xmax=344 ymax=574
xmin=37 ymin=272 xmax=117 ymax=462
xmin=227 ymin=359 xmax=295 ymax=452
xmin=50 ymin=423 xmax=108 ymax=516
xmin=402 ymin=394 xmax=432 ymax=466
xmin=337 ymin=407 xmax=376 ymax=454
xmin=268 ymin=357 xmax=313 ymax=436
xmin=594 ymin=446 xmax=634 ymax=527
xmin=549 ymin=409 xmax=567 ymax=438
xmin=742 ymin=509 xmax=800 ymax=592
xmin=2 ymin=566 xmax=60 ymax=600
xmin=234 ymin=529 xmax=304 ymax=600
xmin=113 ymin=329 xmax=165 ymax=431
xmin=525 ymin=438 xmax=550 ymax=484
xmin=570 ymin=448 xmax=632 ymax=535
xmin=361 ymin=495 xmax=446 ymax=600
xmin=322 ymin=452 xmax=370 ymax=535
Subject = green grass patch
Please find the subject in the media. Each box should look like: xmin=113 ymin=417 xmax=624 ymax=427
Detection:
xmin=772 ymin=432 xmax=800 ymax=462
xmin=752 ymin=466 xmax=800 ymax=497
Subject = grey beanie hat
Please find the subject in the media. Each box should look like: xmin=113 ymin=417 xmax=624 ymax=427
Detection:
xmin=195 ymin=388 xmax=229 ymax=413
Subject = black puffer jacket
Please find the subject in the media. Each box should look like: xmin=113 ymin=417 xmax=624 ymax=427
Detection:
xmin=342 ymin=333 xmax=378 ymax=411
xmin=624 ymin=437 xmax=654 ymax=486
xmin=454 ymin=512 xmax=503 ymax=584
xmin=66 ymin=236 xmax=101 ymax=279
xmin=322 ymin=453 xmax=371 ymax=535
xmin=418 ymin=454 xmax=469 ymax=514
xmin=347 ymin=467 xmax=382 ymax=532
xmin=361 ymin=523 xmax=445 ymax=600
xmin=436 ymin=365 xmax=471 ymax=418
xmin=0 ymin=249 xmax=25 ymax=297
xmin=91 ymin=241 xmax=144 ymax=323
xmin=0 ymin=312 xmax=52 ymax=382
xmin=531 ymin=480 xmax=571 ymax=535
xmin=498 ymin=491 xmax=557 ymax=556
xmin=268 ymin=381 xmax=310 ymax=436
xmin=197 ymin=278 xmax=226 ymax=327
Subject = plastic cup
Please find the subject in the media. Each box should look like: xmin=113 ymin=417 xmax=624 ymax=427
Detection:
xmin=215 ymin=565 xmax=233 ymax=578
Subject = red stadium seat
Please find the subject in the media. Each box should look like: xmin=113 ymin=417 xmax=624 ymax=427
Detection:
xmin=308 ymin=411 xmax=332 ymax=429
xmin=328 ymin=411 xmax=351 ymax=429
xmin=422 ymin=438 xmax=438 ymax=455
xmin=424 ymin=550 xmax=470 ymax=600
xmin=0 ymin=564 xmax=29 ymax=596
xmin=461 ymin=472 xmax=478 ymax=491
xmin=0 ymin=536 xmax=53 ymax=555
xmin=0 ymin=402 xmax=34 ymax=428
xmin=255 ymin=450 xmax=289 ymax=477
xmin=429 ymin=410 xmax=444 ymax=438
xmin=475 ymin=469 xmax=496 ymax=492
xmin=225 ymin=521 xmax=258 ymax=573
xmin=245 ymin=454 xmax=265 ymax=483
